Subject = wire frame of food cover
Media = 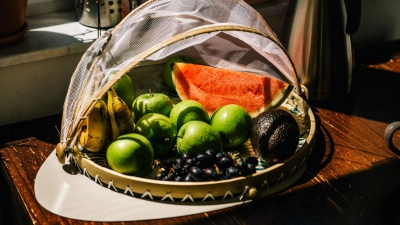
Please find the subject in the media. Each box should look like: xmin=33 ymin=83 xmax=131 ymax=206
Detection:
xmin=56 ymin=0 xmax=315 ymax=203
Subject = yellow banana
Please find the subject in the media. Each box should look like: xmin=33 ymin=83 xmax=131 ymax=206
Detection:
xmin=78 ymin=98 xmax=110 ymax=152
xmin=107 ymin=88 xmax=135 ymax=141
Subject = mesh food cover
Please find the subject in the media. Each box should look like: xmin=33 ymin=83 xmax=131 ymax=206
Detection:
xmin=59 ymin=0 xmax=298 ymax=152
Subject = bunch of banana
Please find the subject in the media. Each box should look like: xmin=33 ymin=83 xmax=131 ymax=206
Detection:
xmin=78 ymin=97 xmax=110 ymax=152
xmin=107 ymin=88 xmax=135 ymax=141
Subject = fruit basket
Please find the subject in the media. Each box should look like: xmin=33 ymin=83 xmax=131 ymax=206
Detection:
xmin=56 ymin=0 xmax=316 ymax=204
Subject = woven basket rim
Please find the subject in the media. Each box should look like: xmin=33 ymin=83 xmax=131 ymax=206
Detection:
xmin=71 ymin=90 xmax=316 ymax=202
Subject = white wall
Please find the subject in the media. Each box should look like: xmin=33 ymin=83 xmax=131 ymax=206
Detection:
xmin=27 ymin=0 xmax=74 ymax=16
xmin=0 ymin=54 xmax=82 ymax=126
xmin=352 ymin=0 xmax=400 ymax=47
xmin=25 ymin=0 xmax=400 ymax=47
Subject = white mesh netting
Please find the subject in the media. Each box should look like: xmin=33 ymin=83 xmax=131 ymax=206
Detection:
xmin=60 ymin=0 xmax=298 ymax=150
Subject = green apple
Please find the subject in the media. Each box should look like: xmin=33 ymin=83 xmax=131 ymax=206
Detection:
xmin=169 ymin=100 xmax=210 ymax=130
xmin=131 ymin=92 xmax=173 ymax=122
xmin=112 ymin=74 xmax=136 ymax=108
xmin=163 ymin=55 xmax=194 ymax=90
xmin=210 ymin=104 xmax=252 ymax=148
xmin=135 ymin=113 xmax=177 ymax=158
xmin=106 ymin=133 xmax=154 ymax=176
xmin=176 ymin=121 xmax=222 ymax=155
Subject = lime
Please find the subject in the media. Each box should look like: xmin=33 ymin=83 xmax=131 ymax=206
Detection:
xmin=135 ymin=113 xmax=177 ymax=158
xmin=131 ymin=92 xmax=173 ymax=122
xmin=176 ymin=121 xmax=222 ymax=155
xmin=112 ymin=74 xmax=136 ymax=108
xmin=169 ymin=100 xmax=210 ymax=130
xmin=210 ymin=104 xmax=253 ymax=148
xmin=106 ymin=133 xmax=154 ymax=176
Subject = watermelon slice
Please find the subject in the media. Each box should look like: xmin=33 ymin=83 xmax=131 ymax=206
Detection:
xmin=172 ymin=63 xmax=293 ymax=118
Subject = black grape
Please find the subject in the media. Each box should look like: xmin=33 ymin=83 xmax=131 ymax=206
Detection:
xmin=245 ymin=156 xmax=259 ymax=167
xmin=218 ymin=156 xmax=234 ymax=169
xmin=205 ymin=149 xmax=217 ymax=163
xmin=161 ymin=158 xmax=175 ymax=169
xmin=174 ymin=176 xmax=184 ymax=181
xmin=203 ymin=168 xmax=219 ymax=181
xmin=237 ymin=161 xmax=251 ymax=176
xmin=247 ymin=163 xmax=256 ymax=174
xmin=189 ymin=166 xmax=204 ymax=181
xmin=195 ymin=153 xmax=211 ymax=168
xmin=155 ymin=151 xmax=259 ymax=182
xmin=215 ymin=152 xmax=226 ymax=161
xmin=183 ymin=174 xmax=193 ymax=181
xmin=181 ymin=152 xmax=194 ymax=163
xmin=226 ymin=166 xmax=239 ymax=179
xmin=184 ymin=158 xmax=196 ymax=168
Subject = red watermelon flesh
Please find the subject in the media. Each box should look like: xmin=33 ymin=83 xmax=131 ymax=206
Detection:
xmin=172 ymin=63 xmax=292 ymax=118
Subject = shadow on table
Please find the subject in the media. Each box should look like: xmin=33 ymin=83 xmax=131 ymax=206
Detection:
xmin=186 ymin=155 xmax=400 ymax=225
xmin=306 ymin=40 xmax=400 ymax=125
xmin=309 ymin=65 xmax=400 ymax=125
xmin=305 ymin=109 xmax=334 ymax=175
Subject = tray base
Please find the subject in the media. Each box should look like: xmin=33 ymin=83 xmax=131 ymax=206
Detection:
xmin=34 ymin=149 xmax=306 ymax=222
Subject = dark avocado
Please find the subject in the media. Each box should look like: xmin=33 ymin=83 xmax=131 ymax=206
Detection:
xmin=250 ymin=109 xmax=299 ymax=165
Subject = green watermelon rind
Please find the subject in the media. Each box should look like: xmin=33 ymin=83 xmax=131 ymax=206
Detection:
xmin=265 ymin=84 xmax=294 ymax=112
xmin=238 ymin=84 xmax=294 ymax=118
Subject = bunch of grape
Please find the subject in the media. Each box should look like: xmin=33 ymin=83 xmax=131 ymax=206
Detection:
xmin=154 ymin=149 xmax=259 ymax=182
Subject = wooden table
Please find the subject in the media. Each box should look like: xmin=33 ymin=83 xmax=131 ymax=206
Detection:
xmin=1 ymin=58 xmax=400 ymax=224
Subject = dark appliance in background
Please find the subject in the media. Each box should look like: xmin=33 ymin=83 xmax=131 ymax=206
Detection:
xmin=281 ymin=0 xmax=361 ymax=103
